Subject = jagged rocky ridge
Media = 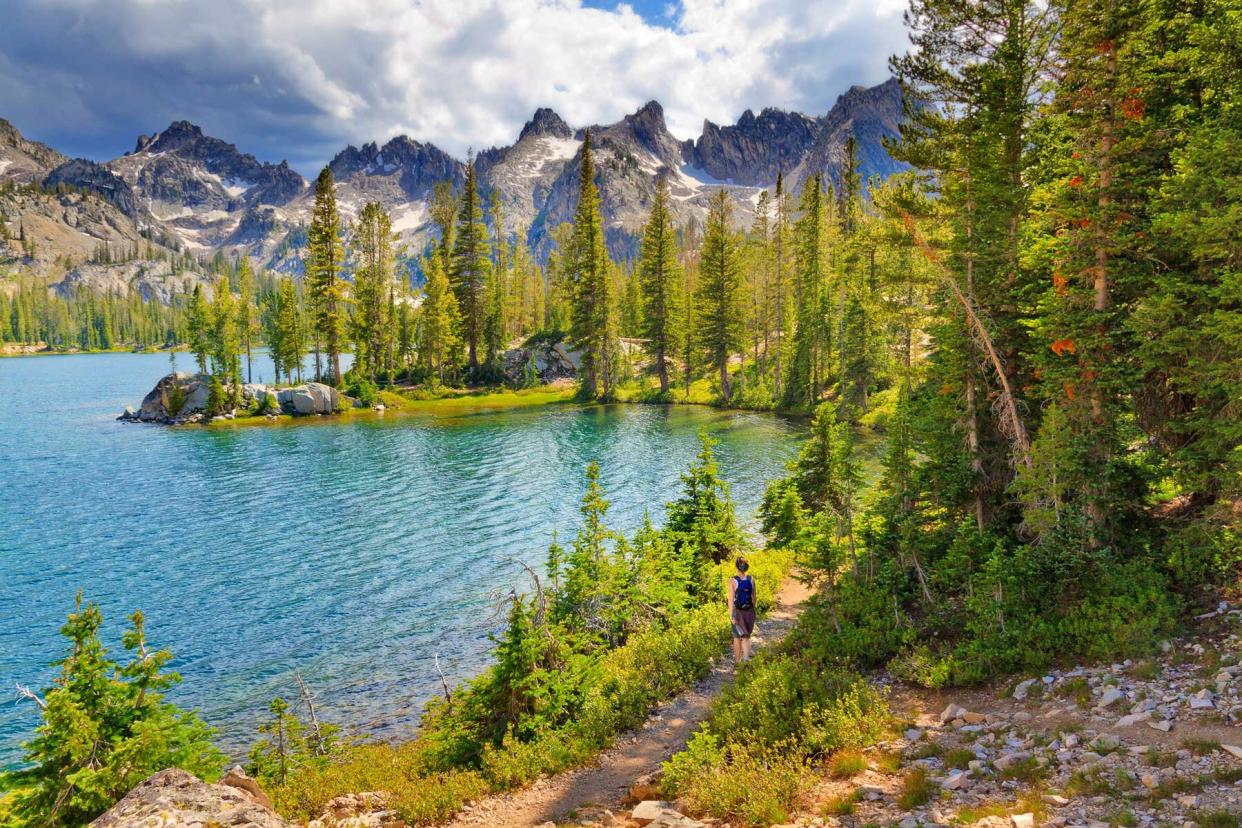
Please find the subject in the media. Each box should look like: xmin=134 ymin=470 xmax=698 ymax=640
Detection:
xmin=1 ymin=78 xmax=907 ymax=281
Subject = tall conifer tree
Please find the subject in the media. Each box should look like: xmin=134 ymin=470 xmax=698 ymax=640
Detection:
xmin=638 ymin=176 xmax=683 ymax=394
xmin=450 ymin=157 xmax=491 ymax=375
xmin=307 ymin=167 xmax=346 ymax=385
xmin=695 ymin=190 xmax=745 ymax=403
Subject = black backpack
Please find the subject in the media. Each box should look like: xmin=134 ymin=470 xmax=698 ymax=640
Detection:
xmin=733 ymin=576 xmax=754 ymax=611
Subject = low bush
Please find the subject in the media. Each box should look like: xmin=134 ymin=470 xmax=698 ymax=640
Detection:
xmin=345 ymin=377 xmax=378 ymax=406
xmin=663 ymin=734 xmax=808 ymax=827
xmin=661 ymin=611 xmax=890 ymax=825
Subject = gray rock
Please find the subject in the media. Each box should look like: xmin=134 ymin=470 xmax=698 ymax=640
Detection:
xmin=89 ymin=768 xmax=287 ymax=828
xmin=135 ymin=372 xmax=212 ymax=421
xmin=1099 ymin=687 xmax=1126 ymax=708
xmin=278 ymin=382 xmax=341 ymax=416
xmin=1014 ymin=678 xmax=1038 ymax=700
xmin=940 ymin=703 xmax=967 ymax=724
xmin=632 ymin=800 xmax=674 ymax=826
xmin=995 ymin=751 xmax=1032 ymax=771
xmin=1094 ymin=734 xmax=1121 ymax=751
xmin=943 ymin=770 xmax=970 ymax=790
xmin=1189 ymin=690 xmax=1215 ymax=710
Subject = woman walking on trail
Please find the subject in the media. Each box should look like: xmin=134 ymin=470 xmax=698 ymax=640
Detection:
xmin=728 ymin=556 xmax=756 ymax=663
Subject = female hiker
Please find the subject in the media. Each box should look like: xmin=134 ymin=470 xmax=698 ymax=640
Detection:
xmin=727 ymin=556 xmax=756 ymax=663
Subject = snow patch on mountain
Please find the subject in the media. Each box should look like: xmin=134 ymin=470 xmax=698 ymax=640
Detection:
xmin=391 ymin=202 xmax=429 ymax=234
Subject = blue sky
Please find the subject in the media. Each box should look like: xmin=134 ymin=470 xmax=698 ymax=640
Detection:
xmin=0 ymin=0 xmax=909 ymax=175
xmin=581 ymin=0 xmax=678 ymax=24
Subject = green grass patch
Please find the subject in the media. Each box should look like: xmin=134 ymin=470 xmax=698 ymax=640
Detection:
xmin=822 ymin=789 xmax=861 ymax=816
xmin=828 ymin=749 xmax=869 ymax=778
xmin=908 ymin=741 xmax=944 ymax=760
xmin=1182 ymin=737 xmax=1221 ymax=756
xmin=897 ymin=768 xmax=935 ymax=809
xmin=998 ymin=756 xmax=1048 ymax=784
xmin=1196 ymin=810 xmax=1242 ymax=828
xmin=944 ymin=748 xmax=976 ymax=770
xmin=1057 ymin=676 xmax=1093 ymax=707
xmin=872 ymin=751 xmax=903 ymax=773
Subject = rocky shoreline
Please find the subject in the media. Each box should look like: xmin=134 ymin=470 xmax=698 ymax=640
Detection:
xmin=119 ymin=372 xmax=353 ymax=425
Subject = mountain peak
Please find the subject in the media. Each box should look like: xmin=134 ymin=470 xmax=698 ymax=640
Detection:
xmin=629 ymin=100 xmax=666 ymax=128
xmin=519 ymin=108 xmax=572 ymax=142
xmin=133 ymin=120 xmax=206 ymax=153
xmin=833 ymin=77 xmax=901 ymax=110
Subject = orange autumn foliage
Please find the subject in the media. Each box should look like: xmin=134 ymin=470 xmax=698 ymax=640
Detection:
xmin=1053 ymin=270 xmax=1068 ymax=295
xmin=1051 ymin=338 xmax=1077 ymax=356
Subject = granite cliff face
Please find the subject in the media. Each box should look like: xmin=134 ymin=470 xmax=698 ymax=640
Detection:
xmin=685 ymin=107 xmax=821 ymax=187
xmin=477 ymin=108 xmax=580 ymax=236
xmin=686 ymin=77 xmax=907 ymax=193
xmin=0 ymin=78 xmax=908 ymax=283
xmin=0 ymin=118 xmax=67 ymax=184
xmin=44 ymin=158 xmax=148 ymax=221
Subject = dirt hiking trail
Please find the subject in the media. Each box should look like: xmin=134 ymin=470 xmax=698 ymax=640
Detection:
xmin=441 ymin=576 xmax=816 ymax=828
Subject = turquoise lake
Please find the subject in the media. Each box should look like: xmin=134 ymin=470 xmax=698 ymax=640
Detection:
xmin=0 ymin=351 xmax=801 ymax=765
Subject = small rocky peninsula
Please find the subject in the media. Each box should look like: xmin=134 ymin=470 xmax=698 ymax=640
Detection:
xmin=119 ymin=372 xmax=353 ymax=424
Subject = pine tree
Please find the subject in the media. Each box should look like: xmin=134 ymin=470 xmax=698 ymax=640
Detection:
xmin=430 ymin=180 xmax=459 ymax=274
xmin=771 ymin=174 xmax=792 ymax=399
xmin=783 ymin=175 xmax=830 ymax=409
xmin=695 ymin=189 xmax=744 ymax=403
xmin=664 ymin=432 xmax=744 ymax=594
xmin=418 ymin=254 xmax=461 ymax=387
xmin=746 ymin=188 xmax=772 ymax=387
xmin=277 ymin=278 xmax=305 ymax=383
xmin=237 ymin=258 xmax=256 ymax=383
xmin=890 ymin=0 xmax=1053 ymax=529
xmin=837 ymin=136 xmax=874 ymax=420
xmin=351 ymin=201 xmax=395 ymax=382
xmin=484 ymin=189 xmax=509 ymax=370
xmin=554 ymin=461 xmax=616 ymax=633
xmin=450 ymin=157 xmax=491 ymax=375
xmin=637 ymin=176 xmax=683 ymax=394
xmin=567 ymin=133 xmax=617 ymax=398
xmin=186 ymin=284 xmax=209 ymax=374
xmin=307 ymin=167 xmax=346 ymax=385
xmin=10 ymin=595 xmax=223 ymax=827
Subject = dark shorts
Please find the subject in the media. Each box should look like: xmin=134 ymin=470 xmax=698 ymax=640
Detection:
xmin=731 ymin=607 xmax=756 ymax=638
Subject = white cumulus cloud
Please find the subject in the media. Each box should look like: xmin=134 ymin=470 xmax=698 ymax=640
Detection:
xmin=0 ymin=0 xmax=909 ymax=173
